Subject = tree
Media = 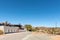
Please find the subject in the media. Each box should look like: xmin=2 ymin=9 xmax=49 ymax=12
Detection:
xmin=18 ymin=24 xmax=22 ymax=29
xmin=35 ymin=27 xmax=40 ymax=30
xmin=25 ymin=25 xmax=32 ymax=31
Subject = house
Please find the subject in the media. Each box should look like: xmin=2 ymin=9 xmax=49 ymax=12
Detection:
xmin=0 ymin=22 xmax=25 ymax=34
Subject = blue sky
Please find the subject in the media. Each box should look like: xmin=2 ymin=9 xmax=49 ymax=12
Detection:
xmin=0 ymin=0 xmax=60 ymax=27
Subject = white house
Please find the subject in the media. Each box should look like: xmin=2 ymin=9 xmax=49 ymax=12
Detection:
xmin=0 ymin=26 xmax=19 ymax=34
xmin=0 ymin=22 xmax=25 ymax=34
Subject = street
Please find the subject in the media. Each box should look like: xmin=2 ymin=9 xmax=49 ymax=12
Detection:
xmin=0 ymin=32 xmax=52 ymax=40
xmin=0 ymin=32 xmax=31 ymax=40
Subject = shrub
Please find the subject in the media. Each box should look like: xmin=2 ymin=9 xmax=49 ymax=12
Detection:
xmin=0 ymin=30 xmax=3 ymax=35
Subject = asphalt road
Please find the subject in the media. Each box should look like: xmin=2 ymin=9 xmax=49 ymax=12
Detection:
xmin=0 ymin=32 xmax=52 ymax=40
xmin=0 ymin=32 xmax=31 ymax=40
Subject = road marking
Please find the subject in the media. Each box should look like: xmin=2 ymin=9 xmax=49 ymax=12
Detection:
xmin=22 ymin=34 xmax=32 ymax=40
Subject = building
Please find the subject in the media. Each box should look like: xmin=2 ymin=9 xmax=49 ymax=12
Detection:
xmin=0 ymin=22 xmax=25 ymax=34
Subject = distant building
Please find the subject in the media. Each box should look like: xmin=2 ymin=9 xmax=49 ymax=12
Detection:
xmin=0 ymin=22 xmax=25 ymax=34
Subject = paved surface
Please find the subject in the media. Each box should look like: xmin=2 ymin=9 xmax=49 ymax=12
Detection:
xmin=0 ymin=32 xmax=52 ymax=40
xmin=0 ymin=32 xmax=31 ymax=40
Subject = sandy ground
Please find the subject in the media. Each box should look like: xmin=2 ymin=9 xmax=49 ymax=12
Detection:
xmin=51 ymin=35 xmax=60 ymax=40
xmin=32 ymin=32 xmax=60 ymax=40
xmin=32 ymin=32 xmax=48 ymax=35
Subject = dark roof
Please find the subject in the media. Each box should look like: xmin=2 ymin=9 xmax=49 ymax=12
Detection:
xmin=0 ymin=23 xmax=21 ymax=27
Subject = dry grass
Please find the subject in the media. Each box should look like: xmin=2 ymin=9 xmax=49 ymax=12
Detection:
xmin=36 ymin=27 xmax=60 ymax=35
xmin=0 ymin=30 xmax=3 ymax=35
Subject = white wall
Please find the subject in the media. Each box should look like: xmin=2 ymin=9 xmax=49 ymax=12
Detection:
xmin=4 ymin=26 xmax=19 ymax=33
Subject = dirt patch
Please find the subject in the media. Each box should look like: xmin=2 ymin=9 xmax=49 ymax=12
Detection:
xmin=32 ymin=32 xmax=48 ymax=36
xmin=51 ymin=35 xmax=60 ymax=40
xmin=32 ymin=32 xmax=60 ymax=40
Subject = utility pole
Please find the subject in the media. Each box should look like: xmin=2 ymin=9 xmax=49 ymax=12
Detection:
xmin=55 ymin=22 xmax=57 ymax=27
